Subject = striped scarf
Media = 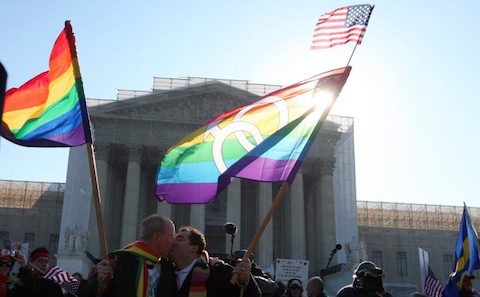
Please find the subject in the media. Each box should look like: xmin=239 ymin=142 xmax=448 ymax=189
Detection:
xmin=188 ymin=257 xmax=209 ymax=297
xmin=123 ymin=241 xmax=161 ymax=297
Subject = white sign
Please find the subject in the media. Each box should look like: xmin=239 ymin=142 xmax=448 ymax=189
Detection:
xmin=275 ymin=258 xmax=309 ymax=296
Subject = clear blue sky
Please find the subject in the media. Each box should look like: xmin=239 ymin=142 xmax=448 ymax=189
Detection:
xmin=1 ymin=1 xmax=480 ymax=207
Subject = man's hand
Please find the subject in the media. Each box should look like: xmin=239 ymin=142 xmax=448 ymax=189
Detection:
xmin=96 ymin=259 xmax=113 ymax=282
xmin=233 ymin=258 xmax=252 ymax=285
xmin=13 ymin=251 xmax=26 ymax=268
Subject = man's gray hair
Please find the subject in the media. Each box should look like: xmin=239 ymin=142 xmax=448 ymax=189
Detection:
xmin=141 ymin=215 xmax=170 ymax=240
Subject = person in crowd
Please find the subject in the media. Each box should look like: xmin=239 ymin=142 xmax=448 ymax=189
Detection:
xmin=336 ymin=261 xmax=392 ymax=297
xmin=460 ymin=275 xmax=476 ymax=297
xmin=307 ymin=276 xmax=326 ymax=297
xmin=0 ymin=255 xmax=14 ymax=297
xmin=273 ymin=281 xmax=286 ymax=297
xmin=231 ymin=250 xmax=279 ymax=297
xmin=11 ymin=246 xmax=64 ymax=297
xmin=284 ymin=279 xmax=303 ymax=297
xmin=168 ymin=226 xmax=261 ymax=297
xmin=80 ymin=215 xmax=176 ymax=297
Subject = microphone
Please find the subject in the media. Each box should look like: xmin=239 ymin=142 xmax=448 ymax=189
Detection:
xmin=330 ymin=243 xmax=342 ymax=256
xmin=224 ymin=222 xmax=237 ymax=235
xmin=325 ymin=243 xmax=342 ymax=270
xmin=224 ymin=222 xmax=237 ymax=259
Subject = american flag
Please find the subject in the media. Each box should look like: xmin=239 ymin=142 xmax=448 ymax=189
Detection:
xmin=43 ymin=265 xmax=80 ymax=296
xmin=311 ymin=4 xmax=374 ymax=49
xmin=424 ymin=267 xmax=443 ymax=297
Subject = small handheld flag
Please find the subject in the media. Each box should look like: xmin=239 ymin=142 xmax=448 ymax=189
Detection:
xmin=43 ymin=265 xmax=80 ymax=296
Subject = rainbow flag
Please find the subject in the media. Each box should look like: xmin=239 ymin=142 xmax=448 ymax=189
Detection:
xmin=156 ymin=67 xmax=351 ymax=204
xmin=0 ymin=21 xmax=91 ymax=147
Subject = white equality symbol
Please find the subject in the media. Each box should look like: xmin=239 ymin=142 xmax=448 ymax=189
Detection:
xmin=204 ymin=96 xmax=288 ymax=173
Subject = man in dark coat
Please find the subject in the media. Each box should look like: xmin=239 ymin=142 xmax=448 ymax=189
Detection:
xmin=79 ymin=215 xmax=176 ymax=297
xmin=169 ymin=226 xmax=261 ymax=297
xmin=11 ymin=247 xmax=63 ymax=297
xmin=336 ymin=261 xmax=392 ymax=297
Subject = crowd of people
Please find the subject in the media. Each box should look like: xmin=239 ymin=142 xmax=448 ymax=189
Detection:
xmin=0 ymin=214 xmax=477 ymax=297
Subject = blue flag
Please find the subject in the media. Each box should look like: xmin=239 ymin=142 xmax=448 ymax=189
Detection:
xmin=443 ymin=205 xmax=480 ymax=297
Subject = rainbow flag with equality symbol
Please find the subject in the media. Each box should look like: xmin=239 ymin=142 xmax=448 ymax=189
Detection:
xmin=156 ymin=66 xmax=351 ymax=204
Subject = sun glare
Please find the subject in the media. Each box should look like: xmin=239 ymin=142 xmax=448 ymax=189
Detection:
xmin=313 ymin=89 xmax=335 ymax=112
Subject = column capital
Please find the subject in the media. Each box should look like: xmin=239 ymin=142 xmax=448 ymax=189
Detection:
xmin=94 ymin=144 xmax=110 ymax=161
xmin=127 ymin=145 xmax=143 ymax=163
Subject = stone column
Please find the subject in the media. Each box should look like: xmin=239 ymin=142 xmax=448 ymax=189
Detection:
xmin=290 ymin=170 xmax=306 ymax=259
xmin=257 ymin=182 xmax=273 ymax=267
xmin=157 ymin=202 xmax=172 ymax=219
xmin=226 ymin=178 xmax=241 ymax=254
xmin=190 ymin=205 xmax=205 ymax=232
xmin=95 ymin=144 xmax=110 ymax=214
xmin=120 ymin=146 xmax=142 ymax=246
xmin=318 ymin=159 xmax=337 ymax=267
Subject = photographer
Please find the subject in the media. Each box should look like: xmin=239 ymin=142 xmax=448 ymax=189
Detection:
xmin=336 ymin=261 xmax=391 ymax=297
xmin=11 ymin=247 xmax=63 ymax=297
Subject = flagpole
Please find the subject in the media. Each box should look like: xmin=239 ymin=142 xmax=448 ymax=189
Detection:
xmin=346 ymin=4 xmax=374 ymax=67
xmin=346 ymin=43 xmax=359 ymax=67
xmin=86 ymin=144 xmax=109 ymax=258
xmin=231 ymin=182 xmax=290 ymax=286
xmin=65 ymin=21 xmax=108 ymax=259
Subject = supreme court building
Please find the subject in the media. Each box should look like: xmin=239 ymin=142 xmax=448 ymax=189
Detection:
xmin=57 ymin=76 xmax=359 ymax=276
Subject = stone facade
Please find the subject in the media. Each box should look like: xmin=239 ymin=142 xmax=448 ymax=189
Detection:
xmin=0 ymin=180 xmax=62 ymax=259
xmin=357 ymin=201 xmax=480 ymax=293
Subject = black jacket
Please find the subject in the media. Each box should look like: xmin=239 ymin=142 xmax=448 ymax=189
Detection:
xmin=11 ymin=267 xmax=64 ymax=297
xmin=176 ymin=260 xmax=261 ymax=297
xmin=79 ymin=251 xmax=175 ymax=297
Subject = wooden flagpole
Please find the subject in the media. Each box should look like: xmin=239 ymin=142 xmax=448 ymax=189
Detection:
xmin=231 ymin=182 xmax=290 ymax=285
xmin=243 ymin=182 xmax=290 ymax=260
xmin=86 ymin=144 xmax=108 ymax=258
xmin=65 ymin=21 xmax=108 ymax=258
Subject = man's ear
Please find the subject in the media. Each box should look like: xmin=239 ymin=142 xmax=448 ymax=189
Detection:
xmin=153 ymin=231 xmax=162 ymax=242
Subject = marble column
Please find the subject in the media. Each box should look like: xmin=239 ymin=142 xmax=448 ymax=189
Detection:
xmin=226 ymin=178 xmax=241 ymax=254
xmin=318 ymin=159 xmax=337 ymax=267
xmin=190 ymin=205 xmax=205 ymax=232
xmin=157 ymin=202 xmax=172 ymax=219
xmin=120 ymin=146 xmax=142 ymax=246
xmin=290 ymin=171 xmax=306 ymax=260
xmin=257 ymin=182 xmax=273 ymax=267
xmin=94 ymin=144 xmax=110 ymax=215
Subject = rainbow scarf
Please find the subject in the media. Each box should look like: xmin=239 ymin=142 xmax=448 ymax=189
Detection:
xmin=122 ymin=241 xmax=161 ymax=297
xmin=188 ymin=257 xmax=209 ymax=297
xmin=0 ymin=21 xmax=91 ymax=147
xmin=155 ymin=67 xmax=351 ymax=203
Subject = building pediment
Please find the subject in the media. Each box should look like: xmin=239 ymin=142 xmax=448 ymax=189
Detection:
xmin=89 ymin=81 xmax=258 ymax=123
